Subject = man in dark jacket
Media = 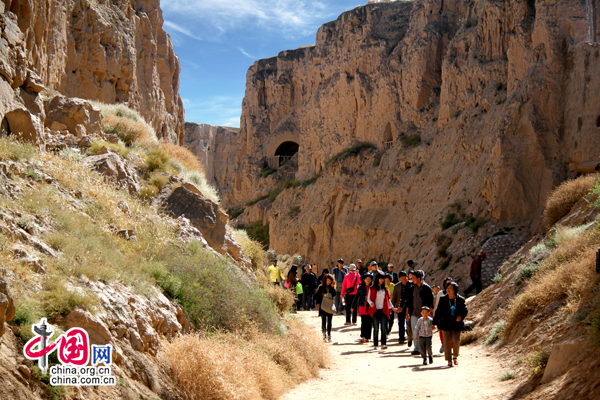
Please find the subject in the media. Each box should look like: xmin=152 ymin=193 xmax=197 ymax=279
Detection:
xmin=391 ymin=271 xmax=413 ymax=344
xmin=410 ymin=270 xmax=434 ymax=354
xmin=301 ymin=265 xmax=318 ymax=310
xmin=332 ymin=259 xmax=347 ymax=315
xmin=386 ymin=263 xmax=399 ymax=284
xmin=464 ymin=252 xmax=486 ymax=296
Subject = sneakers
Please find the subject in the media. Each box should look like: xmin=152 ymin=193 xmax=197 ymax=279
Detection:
xmin=328 ymin=336 xmax=332 ymax=343
xmin=447 ymin=361 xmax=453 ymax=367
xmin=411 ymin=350 xmax=420 ymax=356
xmin=373 ymin=346 xmax=378 ymax=350
xmin=352 ymin=323 xmax=358 ymax=326
xmin=360 ymin=338 xmax=368 ymax=343
xmin=344 ymin=322 xmax=351 ymax=326
xmin=381 ymin=345 xmax=388 ymax=350
xmin=453 ymin=358 xmax=458 ymax=366
xmin=408 ymin=340 xmax=412 ymax=347
xmin=429 ymin=355 xmax=433 ymax=364
xmin=322 ymin=331 xmax=327 ymax=342
xmin=422 ymin=358 xmax=427 ymax=365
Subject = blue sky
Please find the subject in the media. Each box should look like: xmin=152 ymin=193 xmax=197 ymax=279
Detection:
xmin=161 ymin=0 xmax=367 ymax=127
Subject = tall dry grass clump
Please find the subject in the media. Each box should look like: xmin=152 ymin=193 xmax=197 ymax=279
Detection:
xmin=165 ymin=319 xmax=328 ymax=400
xmin=160 ymin=140 xmax=203 ymax=172
xmin=102 ymin=115 xmax=156 ymax=146
xmin=505 ymin=228 xmax=600 ymax=335
xmin=543 ymin=174 xmax=598 ymax=227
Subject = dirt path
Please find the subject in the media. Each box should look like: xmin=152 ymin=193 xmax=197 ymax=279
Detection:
xmin=282 ymin=312 xmax=514 ymax=400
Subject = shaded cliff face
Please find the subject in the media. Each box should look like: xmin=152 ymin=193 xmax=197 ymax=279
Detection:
xmin=198 ymin=0 xmax=600 ymax=283
xmin=2 ymin=0 xmax=184 ymax=143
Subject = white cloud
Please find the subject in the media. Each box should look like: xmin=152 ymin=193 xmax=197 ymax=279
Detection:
xmin=238 ymin=47 xmax=255 ymax=59
xmin=161 ymin=0 xmax=343 ymax=39
xmin=163 ymin=20 xmax=201 ymax=40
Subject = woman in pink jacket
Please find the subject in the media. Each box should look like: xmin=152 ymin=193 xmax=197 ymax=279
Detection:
xmin=341 ymin=264 xmax=361 ymax=326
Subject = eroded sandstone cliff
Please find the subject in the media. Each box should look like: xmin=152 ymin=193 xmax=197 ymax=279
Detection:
xmin=2 ymin=0 xmax=184 ymax=143
xmin=197 ymin=0 xmax=600 ymax=286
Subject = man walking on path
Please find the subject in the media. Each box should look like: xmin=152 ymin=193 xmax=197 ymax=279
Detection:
xmin=268 ymin=259 xmax=284 ymax=286
xmin=301 ymin=265 xmax=318 ymax=310
xmin=387 ymin=263 xmax=399 ymax=284
xmin=357 ymin=259 xmax=366 ymax=277
xmin=333 ymin=259 xmax=348 ymax=315
xmin=410 ymin=270 xmax=434 ymax=354
xmin=465 ymin=252 xmax=486 ymax=296
xmin=391 ymin=271 xmax=413 ymax=344
xmin=342 ymin=264 xmax=361 ymax=325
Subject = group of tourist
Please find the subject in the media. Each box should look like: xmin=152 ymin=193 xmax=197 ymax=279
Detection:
xmin=268 ymin=255 xmax=484 ymax=368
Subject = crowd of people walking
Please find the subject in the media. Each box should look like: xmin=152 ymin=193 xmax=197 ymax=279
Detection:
xmin=269 ymin=256 xmax=481 ymax=368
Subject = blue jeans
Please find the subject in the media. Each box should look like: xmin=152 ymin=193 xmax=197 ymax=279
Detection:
xmin=372 ymin=310 xmax=388 ymax=346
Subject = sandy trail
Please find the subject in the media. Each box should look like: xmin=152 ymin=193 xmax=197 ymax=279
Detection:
xmin=282 ymin=311 xmax=514 ymax=400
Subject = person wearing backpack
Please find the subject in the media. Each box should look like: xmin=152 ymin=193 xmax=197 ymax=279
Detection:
xmin=315 ymin=274 xmax=337 ymax=342
xmin=341 ymin=264 xmax=361 ymax=326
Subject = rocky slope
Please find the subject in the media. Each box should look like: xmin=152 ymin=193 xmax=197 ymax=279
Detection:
xmin=1 ymin=0 xmax=183 ymax=143
xmin=193 ymin=0 xmax=600 ymax=285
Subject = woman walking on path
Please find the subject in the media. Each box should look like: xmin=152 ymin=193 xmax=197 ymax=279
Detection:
xmin=286 ymin=265 xmax=300 ymax=313
xmin=341 ymin=264 xmax=361 ymax=326
xmin=351 ymin=272 xmax=374 ymax=343
xmin=316 ymin=274 xmax=337 ymax=342
xmin=433 ymin=282 xmax=468 ymax=367
xmin=368 ymin=273 xmax=393 ymax=350
xmin=385 ymin=274 xmax=395 ymax=335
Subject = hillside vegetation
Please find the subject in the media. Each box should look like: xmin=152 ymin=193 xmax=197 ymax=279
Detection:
xmin=0 ymin=103 xmax=327 ymax=400
xmin=463 ymin=174 xmax=600 ymax=399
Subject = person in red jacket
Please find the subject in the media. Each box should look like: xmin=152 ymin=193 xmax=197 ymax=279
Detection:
xmin=368 ymin=273 xmax=393 ymax=350
xmin=341 ymin=264 xmax=361 ymax=326
xmin=464 ymin=252 xmax=486 ymax=296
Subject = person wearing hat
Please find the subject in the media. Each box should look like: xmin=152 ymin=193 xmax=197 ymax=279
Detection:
xmin=464 ymin=252 xmax=486 ymax=296
xmin=332 ymin=259 xmax=348 ymax=315
xmin=387 ymin=263 xmax=399 ymax=284
xmin=268 ymin=259 xmax=284 ymax=287
xmin=368 ymin=260 xmax=380 ymax=274
xmin=341 ymin=264 xmax=361 ymax=325
xmin=357 ymin=259 xmax=367 ymax=278
xmin=351 ymin=272 xmax=374 ymax=343
xmin=301 ymin=264 xmax=318 ymax=310
xmin=391 ymin=270 xmax=414 ymax=344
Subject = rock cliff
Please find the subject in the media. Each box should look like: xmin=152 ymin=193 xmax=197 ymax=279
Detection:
xmin=1 ymin=0 xmax=184 ymax=143
xmin=198 ymin=0 xmax=600 ymax=286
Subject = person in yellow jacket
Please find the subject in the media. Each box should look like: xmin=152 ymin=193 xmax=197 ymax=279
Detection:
xmin=268 ymin=259 xmax=284 ymax=286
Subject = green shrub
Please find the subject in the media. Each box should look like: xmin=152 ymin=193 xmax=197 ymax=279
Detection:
xmin=269 ymin=180 xmax=299 ymax=202
xmin=0 ymin=136 xmax=36 ymax=161
xmin=246 ymin=194 xmax=269 ymax=206
xmin=441 ymin=213 xmax=462 ymax=230
xmin=228 ymin=207 xmax=245 ymax=220
xmin=492 ymin=273 xmax=503 ymax=283
xmin=515 ymin=262 xmax=540 ymax=285
xmin=400 ymin=134 xmax=421 ymax=148
xmin=41 ymin=277 xmax=99 ymax=318
xmin=300 ymin=175 xmax=320 ymax=187
xmin=465 ymin=216 xmax=487 ymax=233
xmin=259 ymin=167 xmax=277 ymax=178
xmin=288 ymin=206 xmax=300 ymax=218
xmin=499 ymin=371 xmax=515 ymax=381
xmin=486 ymin=320 xmax=506 ymax=345
xmin=244 ymin=221 xmax=270 ymax=249
xmin=327 ymin=142 xmax=376 ymax=164
xmin=146 ymin=147 xmax=170 ymax=171
xmin=87 ymin=140 xmax=130 ymax=158
xmin=526 ymin=351 xmax=550 ymax=376
xmin=140 ymin=184 xmax=160 ymax=199
xmin=160 ymin=240 xmax=281 ymax=333
xmin=150 ymin=172 xmax=169 ymax=190
xmin=436 ymin=234 xmax=452 ymax=258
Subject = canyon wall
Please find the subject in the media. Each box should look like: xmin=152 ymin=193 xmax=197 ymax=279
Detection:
xmin=195 ymin=0 xmax=600 ymax=286
xmin=1 ymin=0 xmax=184 ymax=143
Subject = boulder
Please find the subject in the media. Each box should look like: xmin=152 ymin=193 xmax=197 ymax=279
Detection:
xmin=160 ymin=186 xmax=228 ymax=251
xmin=62 ymin=306 xmax=112 ymax=347
xmin=44 ymin=95 xmax=102 ymax=137
xmin=83 ymin=148 xmax=139 ymax=195
xmin=0 ymin=278 xmax=15 ymax=338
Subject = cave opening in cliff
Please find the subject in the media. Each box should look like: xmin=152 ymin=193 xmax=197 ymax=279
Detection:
xmin=273 ymin=141 xmax=299 ymax=167
xmin=0 ymin=116 xmax=10 ymax=137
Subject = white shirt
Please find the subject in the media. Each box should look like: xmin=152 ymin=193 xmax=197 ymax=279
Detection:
xmin=375 ymin=289 xmax=386 ymax=310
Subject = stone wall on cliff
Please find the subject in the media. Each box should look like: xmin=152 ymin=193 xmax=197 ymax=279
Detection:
xmin=190 ymin=0 xmax=600 ymax=287
xmin=1 ymin=0 xmax=184 ymax=143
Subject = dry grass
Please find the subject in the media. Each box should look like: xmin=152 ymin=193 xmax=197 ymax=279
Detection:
xmin=160 ymin=140 xmax=203 ymax=172
xmin=461 ymin=327 xmax=484 ymax=345
xmin=261 ymin=276 xmax=297 ymax=315
xmin=543 ymin=174 xmax=598 ymax=227
xmin=101 ymin=115 xmax=157 ymax=146
xmin=505 ymin=228 xmax=600 ymax=335
xmin=165 ymin=318 xmax=328 ymax=400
